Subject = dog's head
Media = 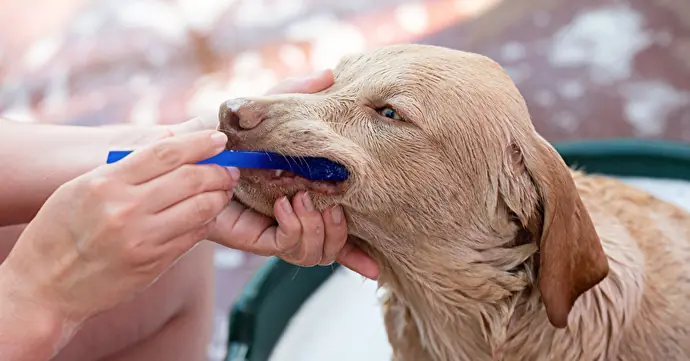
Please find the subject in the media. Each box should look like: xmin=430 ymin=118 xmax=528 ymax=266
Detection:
xmin=218 ymin=44 xmax=608 ymax=328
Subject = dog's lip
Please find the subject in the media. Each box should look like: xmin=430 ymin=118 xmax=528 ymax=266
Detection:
xmin=239 ymin=168 xmax=347 ymax=196
xmin=219 ymin=128 xmax=352 ymax=187
xmin=221 ymin=145 xmax=351 ymax=183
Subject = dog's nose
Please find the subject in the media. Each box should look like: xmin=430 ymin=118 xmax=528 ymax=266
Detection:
xmin=218 ymin=98 xmax=266 ymax=131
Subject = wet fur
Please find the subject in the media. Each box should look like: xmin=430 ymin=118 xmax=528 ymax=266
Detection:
xmin=218 ymin=44 xmax=690 ymax=360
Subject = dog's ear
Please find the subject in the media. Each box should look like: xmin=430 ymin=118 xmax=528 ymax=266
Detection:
xmin=505 ymin=136 xmax=609 ymax=328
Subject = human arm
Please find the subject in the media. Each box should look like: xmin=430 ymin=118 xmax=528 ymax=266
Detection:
xmin=0 ymin=130 xmax=234 ymax=360
xmin=0 ymin=70 xmax=379 ymax=279
xmin=0 ymin=70 xmax=332 ymax=226
xmin=0 ymin=265 xmax=72 ymax=361
xmin=0 ymin=120 xmax=169 ymax=226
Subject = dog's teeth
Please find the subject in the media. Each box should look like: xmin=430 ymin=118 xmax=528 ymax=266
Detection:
xmin=274 ymin=170 xmax=283 ymax=177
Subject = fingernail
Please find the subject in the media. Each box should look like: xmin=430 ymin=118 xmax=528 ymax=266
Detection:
xmin=280 ymin=197 xmax=293 ymax=214
xmin=227 ymin=167 xmax=240 ymax=181
xmin=302 ymin=192 xmax=315 ymax=211
xmin=226 ymin=190 xmax=234 ymax=202
xmin=331 ymin=206 xmax=343 ymax=225
xmin=211 ymin=132 xmax=228 ymax=147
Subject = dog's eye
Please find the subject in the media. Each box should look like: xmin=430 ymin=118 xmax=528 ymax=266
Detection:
xmin=376 ymin=107 xmax=404 ymax=121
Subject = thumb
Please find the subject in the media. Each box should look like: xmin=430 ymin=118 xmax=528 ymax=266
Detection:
xmin=168 ymin=117 xmax=219 ymax=136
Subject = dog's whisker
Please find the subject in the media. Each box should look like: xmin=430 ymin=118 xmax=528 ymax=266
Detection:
xmin=290 ymin=266 xmax=301 ymax=281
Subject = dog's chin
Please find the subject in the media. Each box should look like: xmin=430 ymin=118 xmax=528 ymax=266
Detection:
xmin=239 ymin=168 xmax=346 ymax=195
xmin=233 ymin=176 xmax=345 ymax=217
xmin=232 ymin=184 xmax=276 ymax=217
xmin=224 ymin=139 xmax=349 ymax=214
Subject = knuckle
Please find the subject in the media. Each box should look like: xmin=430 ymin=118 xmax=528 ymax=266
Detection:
xmin=279 ymin=220 xmax=300 ymax=237
xmin=82 ymin=176 xmax=113 ymax=198
xmin=193 ymin=194 xmax=222 ymax=221
xmin=152 ymin=141 xmax=182 ymax=167
xmin=104 ymin=204 xmax=135 ymax=230
xmin=307 ymin=221 xmax=324 ymax=237
xmin=182 ymin=166 xmax=205 ymax=191
xmin=194 ymin=198 xmax=214 ymax=221
xmin=275 ymin=230 xmax=300 ymax=254
xmin=193 ymin=226 xmax=210 ymax=241
xmin=215 ymin=165 xmax=232 ymax=187
xmin=122 ymin=239 xmax=151 ymax=265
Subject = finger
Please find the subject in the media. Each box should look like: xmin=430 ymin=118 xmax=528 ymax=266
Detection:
xmin=318 ymin=206 xmax=348 ymax=266
xmin=139 ymin=164 xmax=239 ymax=212
xmin=150 ymin=190 xmax=229 ymax=243
xmin=170 ymin=221 xmax=214 ymax=256
xmin=110 ymin=130 xmax=228 ymax=185
xmin=272 ymin=196 xmax=302 ymax=255
xmin=158 ymin=222 xmax=214 ymax=272
xmin=168 ymin=117 xmax=220 ymax=135
xmin=335 ymin=243 xmax=380 ymax=280
xmin=279 ymin=192 xmax=325 ymax=267
xmin=264 ymin=69 xmax=334 ymax=95
xmin=208 ymin=201 xmax=276 ymax=253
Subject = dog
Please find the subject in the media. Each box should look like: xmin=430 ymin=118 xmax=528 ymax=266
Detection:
xmin=217 ymin=44 xmax=690 ymax=361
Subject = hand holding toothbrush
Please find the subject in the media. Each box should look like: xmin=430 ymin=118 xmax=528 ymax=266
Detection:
xmin=0 ymin=70 xmax=378 ymax=361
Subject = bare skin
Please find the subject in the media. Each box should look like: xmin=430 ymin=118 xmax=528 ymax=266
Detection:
xmin=0 ymin=70 xmax=378 ymax=361
xmin=0 ymin=127 xmax=230 ymax=361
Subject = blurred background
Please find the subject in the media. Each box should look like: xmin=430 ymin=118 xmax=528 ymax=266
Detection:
xmin=0 ymin=0 xmax=688 ymax=359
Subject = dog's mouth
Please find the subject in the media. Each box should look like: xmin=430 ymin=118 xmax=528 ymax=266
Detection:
xmin=220 ymin=128 xmax=349 ymax=196
xmin=239 ymin=168 xmax=347 ymax=195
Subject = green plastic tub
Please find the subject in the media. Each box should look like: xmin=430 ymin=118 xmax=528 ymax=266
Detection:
xmin=224 ymin=138 xmax=690 ymax=361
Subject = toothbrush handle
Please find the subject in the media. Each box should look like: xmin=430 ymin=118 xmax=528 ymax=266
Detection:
xmin=107 ymin=150 xmax=301 ymax=169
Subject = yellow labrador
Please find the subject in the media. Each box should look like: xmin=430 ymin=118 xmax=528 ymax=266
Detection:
xmin=218 ymin=44 xmax=690 ymax=361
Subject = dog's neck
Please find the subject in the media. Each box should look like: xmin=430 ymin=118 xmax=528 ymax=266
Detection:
xmin=372 ymin=227 xmax=544 ymax=361
xmin=372 ymin=227 xmax=639 ymax=361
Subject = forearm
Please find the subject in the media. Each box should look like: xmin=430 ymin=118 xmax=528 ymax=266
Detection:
xmin=0 ymin=266 xmax=73 ymax=361
xmin=0 ymin=120 xmax=158 ymax=226
xmin=0 ymin=299 xmax=61 ymax=361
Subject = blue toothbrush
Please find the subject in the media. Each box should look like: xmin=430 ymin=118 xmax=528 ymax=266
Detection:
xmin=106 ymin=150 xmax=349 ymax=182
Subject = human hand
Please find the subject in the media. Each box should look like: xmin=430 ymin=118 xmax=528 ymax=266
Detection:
xmin=209 ymin=191 xmax=379 ymax=279
xmin=209 ymin=69 xmax=380 ymax=280
xmin=0 ymin=130 xmax=236 ymax=340
xmin=110 ymin=70 xmax=379 ymax=279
